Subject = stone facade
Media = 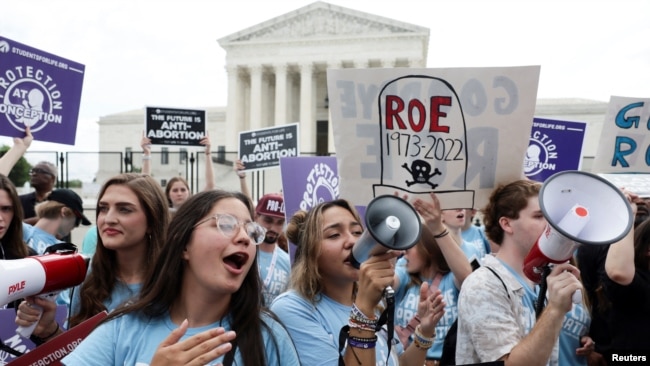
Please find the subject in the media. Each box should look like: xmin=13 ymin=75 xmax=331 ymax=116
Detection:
xmin=97 ymin=1 xmax=607 ymax=196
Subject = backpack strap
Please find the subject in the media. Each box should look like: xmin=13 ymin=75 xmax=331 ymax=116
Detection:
xmin=440 ymin=265 xmax=510 ymax=365
xmin=484 ymin=266 xmax=510 ymax=300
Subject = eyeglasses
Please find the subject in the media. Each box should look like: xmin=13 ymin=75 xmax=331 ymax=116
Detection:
xmin=29 ymin=168 xmax=54 ymax=177
xmin=194 ymin=213 xmax=267 ymax=245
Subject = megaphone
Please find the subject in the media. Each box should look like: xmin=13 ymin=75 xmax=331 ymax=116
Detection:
xmin=350 ymin=195 xmax=422 ymax=268
xmin=1 ymin=252 xmax=88 ymax=339
xmin=524 ymin=171 xmax=633 ymax=287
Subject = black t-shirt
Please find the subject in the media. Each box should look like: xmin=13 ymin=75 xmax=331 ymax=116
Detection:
xmin=19 ymin=191 xmax=37 ymax=220
xmin=603 ymin=269 xmax=650 ymax=351
xmin=576 ymin=244 xmax=612 ymax=351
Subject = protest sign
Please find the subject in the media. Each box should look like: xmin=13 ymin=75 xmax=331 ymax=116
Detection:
xmin=524 ymin=117 xmax=587 ymax=182
xmin=0 ymin=305 xmax=67 ymax=363
xmin=145 ymin=106 xmax=206 ymax=146
xmin=0 ymin=36 xmax=85 ymax=145
xmin=239 ymin=123 xmax=299 ymax=171
xmin=592 ymin=96 xmax=650 ymax=173
xmin=280 ymin=156 xmax=339 ymax=261
xmin=327 ymin=66 xmax=540 ymax=210
xmin=598 ymin=173 xmax=650 ymax=198
xmin=7 ymin=310 xmax=107 ymax=365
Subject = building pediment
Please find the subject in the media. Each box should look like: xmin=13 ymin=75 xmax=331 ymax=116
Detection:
xmin=218 ymin=1 xmax=428 ymax=45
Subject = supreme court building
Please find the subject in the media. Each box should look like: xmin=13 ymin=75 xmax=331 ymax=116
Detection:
xmin=96 ymin=1 xmax=607 ymax=196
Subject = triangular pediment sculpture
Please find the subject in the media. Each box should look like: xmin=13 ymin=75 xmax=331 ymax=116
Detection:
xmin=218 ymin=1 xmax=428 ymax=44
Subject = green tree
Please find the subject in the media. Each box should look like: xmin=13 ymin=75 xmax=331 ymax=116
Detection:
xmin=67 ymin=179 xmax=83 ymax=188
xmin=0 ymin=145 xmax=32 ymax=187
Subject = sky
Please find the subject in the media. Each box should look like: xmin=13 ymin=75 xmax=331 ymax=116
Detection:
xmin=0 ymin=0 xmax=648 ymax=180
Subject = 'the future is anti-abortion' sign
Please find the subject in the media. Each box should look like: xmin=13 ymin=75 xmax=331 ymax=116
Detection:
xmin=145 ymin=107 xmax=206 ymax=146
xmin=239 ymin=123 xmax=299 ymax=171
xmin=0 ymin=36 xmax=85 ymax=145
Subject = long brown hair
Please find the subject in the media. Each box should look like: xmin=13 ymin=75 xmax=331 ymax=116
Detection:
xmin=407 ymin=225 xmax=451 ymax=287
xmin=287 ymin=199 xmax=362 ymax=303
xmin=106 ymin=190 xmax=281 ymax=365
xmin=69 ymin=174 xmax=168 ymax=327
xmin=165 ymin=176 xmax=190 ymax=207
xmin=0 ymin=174 xmax=28 ymax=259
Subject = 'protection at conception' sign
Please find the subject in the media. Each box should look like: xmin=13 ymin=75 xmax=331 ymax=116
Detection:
xmin=0 ymin=36 xmax=85 ymax=145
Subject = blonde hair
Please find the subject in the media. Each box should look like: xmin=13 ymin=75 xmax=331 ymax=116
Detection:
xmin=287 ymin=199 xmax=361 ymax=303
xmin=35 ymin=200 xmax=72 ymax=220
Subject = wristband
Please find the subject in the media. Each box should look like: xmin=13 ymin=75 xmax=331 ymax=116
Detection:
xmin=142 ymin=155 xmax=151 ymax=160
xmin=30 ymin=322 xmax=59 ymax=345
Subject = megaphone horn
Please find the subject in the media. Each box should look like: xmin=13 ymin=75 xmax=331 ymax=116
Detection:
xmin=524 ymin=171 xmax=633 ymax=285
xmin=1 ymin=252 xmax=88 ymax=310
xmin=350 ymin=195 xmax=422 ymax=269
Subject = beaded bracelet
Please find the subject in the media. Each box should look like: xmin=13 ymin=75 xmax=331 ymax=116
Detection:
xmin=348 ymin=338 xmax=377 ymax=349
xmin=413 ymin=325 xmax=434 ymax=350
xmin=349 ymin=335 xmax=378 ymax=342
xmin=351 ymin=303 xmax=376 ymax=321
xmin=349 ymin=312 xmax=377 ymax=330
xmin=349 ymin=303 xmax=377 ymax=332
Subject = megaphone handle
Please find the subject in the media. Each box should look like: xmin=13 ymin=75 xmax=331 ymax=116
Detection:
xmin=572 ymin=289 xmax=582 ymax=304
xmin=16 ymin=303 xmax=43 ymax=338
xmin=16 ymin=292 xmax=58 ymax=338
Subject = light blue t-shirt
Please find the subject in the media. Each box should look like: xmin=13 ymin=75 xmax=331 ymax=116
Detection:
xmin=461 ymin=225 xmax=490 ymax=259
xmin=460 ymin=240 xmax=484 ymax=267
xmin=61 ymin=312 xmax=299 ymax=365
xmin=56 ymin=278 xmax=140 ymax=329
xmin=257 ymin=246 xmax=291 ymax=305
xmin=271 ymin=289 xmax=403 ymax=366
xmin=22 ymin=222 xmax=61 ymax=254
xmin=394 ymin=260 xmax=459 ymax=359
xmin=559 ymin=302 xmax=590 ymax=365
xmin=81 ymin=225 xmax=98 ymax=256
xmin=498 ymin=258 xmax=538 ymax=334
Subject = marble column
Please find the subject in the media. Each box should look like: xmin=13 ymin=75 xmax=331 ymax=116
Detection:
xmin=299 ymin=62 xmax=314 ymax=153
xmin=274 ymin=63 xmax=288 ymax=126
xmin=354 ymin=59 xmax=369 ymax=69
xmin=249 ymin=65 xmax=263 ymax=131
xmin=225 ymin=65 xmax=241 ymax=151
xmin=381 ymin=58 xmax=395 ymax=68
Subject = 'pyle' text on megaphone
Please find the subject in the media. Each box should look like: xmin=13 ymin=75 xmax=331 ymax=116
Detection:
xmin=1 ymin=252 xmax=88 ymax=308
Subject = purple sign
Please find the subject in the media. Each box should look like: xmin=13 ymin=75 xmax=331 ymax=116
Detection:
xmin=0 ymin=305 xmax=67 ymax=362
xmin=279 ymin=156 xmax=339 ymax=262
xmin=0 ymin=36 xmax=85 ymax=145
xmin=524 ymin=117 xmax=587 ymax=182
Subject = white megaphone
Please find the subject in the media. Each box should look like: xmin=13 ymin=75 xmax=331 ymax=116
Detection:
xmin=524 ymin=171 xmax=633 ymax=302
xmin=0 ymin=252 xmax=88 ymax=336
xmin=350 ymin=195 xmax=422 ymax=268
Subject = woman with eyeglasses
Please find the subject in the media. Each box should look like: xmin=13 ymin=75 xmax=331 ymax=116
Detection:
xmin=61 ymin=190 xmax=300 ymax=365
xmin=270 ymin=198 xmax=445 ymax=366
xmin=16 ymin=173 xmax=169 ymax=344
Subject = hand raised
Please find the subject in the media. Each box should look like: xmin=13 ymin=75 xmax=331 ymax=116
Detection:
xmin=150 ymin=319 xmax=236 ymax=366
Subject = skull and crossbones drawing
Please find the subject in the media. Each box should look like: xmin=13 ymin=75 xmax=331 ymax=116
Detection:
xmin=402 ymin=160 xmax=442 ymax=188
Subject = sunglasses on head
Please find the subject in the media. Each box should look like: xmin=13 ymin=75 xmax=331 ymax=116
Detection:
xmin=29 ymin=168 xmax=54 ymax=177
